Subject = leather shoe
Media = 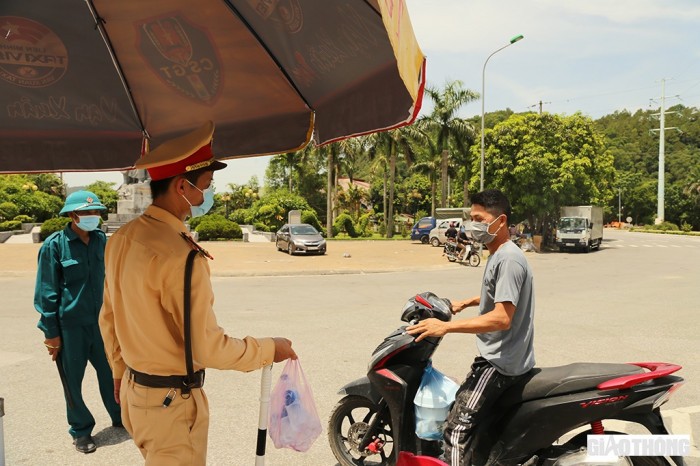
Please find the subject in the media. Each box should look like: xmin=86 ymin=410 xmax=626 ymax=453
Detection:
xmin=74 ymin=435 xmax=97 ymax=454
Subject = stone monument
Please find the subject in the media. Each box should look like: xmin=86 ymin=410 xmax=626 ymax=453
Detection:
xmin=107 ymin=169 xmax=152 ymax=224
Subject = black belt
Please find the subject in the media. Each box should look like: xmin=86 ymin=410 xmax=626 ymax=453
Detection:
xmin=129 ymin=368 xmax=205 ymax=391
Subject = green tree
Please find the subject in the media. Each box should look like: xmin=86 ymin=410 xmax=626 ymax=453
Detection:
xmin=29 ymin=173 xmax=65 ymax=198
xmin=475 ymin=112 xmax=616 ymax=238
xmin=85 ymin=181 xmax=118 ymax=213
xmin=396 ymin=173 xmax=431 ymax=217
xmin=316 ymin=139 xmax=363 ymax=237
xmin=238 ymin=189 xmax=314 ymax=232
xmin=0 ymin=175 xmax=63 ymax=221
xmin=265 ymin=148 xmax=316 ymax=193
xmin=366 ymin=126 xmax=421 ymax=237
xmin=594 ymin=104 xmax=700 ymax=228
xmin=336 ymin=183 xmax=368 ymax=220
xmin=419 ymin=80 xmax=478 ymax=208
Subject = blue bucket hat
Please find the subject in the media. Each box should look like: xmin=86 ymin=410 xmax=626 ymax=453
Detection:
xmin=59 ymin=190 xmax=107 ymax=215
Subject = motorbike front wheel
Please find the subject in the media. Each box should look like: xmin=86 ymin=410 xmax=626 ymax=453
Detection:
xmin=328 ymin=395 xmax=395 ymax=466
xmin=468 ymin=252 xmax=481 ymax=267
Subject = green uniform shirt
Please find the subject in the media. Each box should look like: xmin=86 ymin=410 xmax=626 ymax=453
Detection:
xmin=34 ymin=224 xmax=106 ymax=339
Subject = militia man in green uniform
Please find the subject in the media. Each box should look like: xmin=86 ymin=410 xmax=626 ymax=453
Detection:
xmin=34 ymin=191 xmax=122 ymax=454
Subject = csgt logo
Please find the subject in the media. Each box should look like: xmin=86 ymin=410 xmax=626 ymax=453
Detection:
xmin=580 ymin=395 xmax=628 ymax=408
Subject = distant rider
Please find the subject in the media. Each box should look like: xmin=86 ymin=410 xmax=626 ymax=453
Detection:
xmin=445 ymin=222 xmax=458 ymax=242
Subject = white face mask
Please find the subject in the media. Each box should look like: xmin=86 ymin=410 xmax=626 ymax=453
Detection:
xmin=470 ymin=215 xmax=504 ymax=244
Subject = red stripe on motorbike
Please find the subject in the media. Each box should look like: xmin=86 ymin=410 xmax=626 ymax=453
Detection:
xmin=597 ymin=362 xmax=682 ymax=390
xmin=376 ymin=368 xmax=406 ymax=387
xmin=415 ymin=295 xmax=433 ymax=309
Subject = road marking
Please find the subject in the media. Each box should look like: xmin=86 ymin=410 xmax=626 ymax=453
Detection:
xmin=629 ymin=245 xmax=639 ymax=248
xmin=643 ymin=244 xmax=653 ymax=248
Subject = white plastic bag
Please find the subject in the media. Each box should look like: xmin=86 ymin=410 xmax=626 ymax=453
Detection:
xmin=413 ymin=361 xmax=460 ymax=440
xmin=268 ymin=359 xmax=322 ymax=452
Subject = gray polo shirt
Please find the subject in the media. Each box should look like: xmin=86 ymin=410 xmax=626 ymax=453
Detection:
xmin=477 ymin=240 xmax=535 ymax=376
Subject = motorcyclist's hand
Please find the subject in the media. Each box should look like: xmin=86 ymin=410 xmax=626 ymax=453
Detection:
xmin=44 ymin=336 xmax=62 ymax=361
xmin=406 ymin=318 xmax=449 ymax=342
xmin=272 ymin=337 xmax=297 ymax=362
xmin=451 ymin=301 xmax=468 ymax=315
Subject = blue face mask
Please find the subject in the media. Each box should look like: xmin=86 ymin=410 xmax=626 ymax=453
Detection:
xmin=75 ymin=215 xmax=101 ymax=232
xmin=182 ymin=180 xmax=215 ymax=218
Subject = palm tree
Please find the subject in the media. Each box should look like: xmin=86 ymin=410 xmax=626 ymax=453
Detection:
xmin=367 ymin=126 xmax=421 ymax=237
xmin=280 ymin=152 xmax=296 ymax=192
xmin=319 ymin=138 xmax=360 ymax=237
xmin=419 ymin=80 xmax=478 ymax=207
xmin=411 ymin=139 xmax=440 ymax=217
xmin=337 ymin=137 xmax=365 ymax=184
xmin=368 ymin=150 xmax=389 ymax=227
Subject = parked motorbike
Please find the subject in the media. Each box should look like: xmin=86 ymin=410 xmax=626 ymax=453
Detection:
xmin=443 ymin=239 xmax=481 ymax=267
xmin=328 ymin=292 xmax=685 ymax=466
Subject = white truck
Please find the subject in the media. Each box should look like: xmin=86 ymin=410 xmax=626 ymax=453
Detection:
xmin=556 ymin=206 xmax=603 ymax=252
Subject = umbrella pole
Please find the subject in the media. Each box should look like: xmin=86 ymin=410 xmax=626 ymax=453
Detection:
xmin=255 ymin=364 xmax=273 ymax=466
xmin=1 ymin=397 xmax=5 ymax=466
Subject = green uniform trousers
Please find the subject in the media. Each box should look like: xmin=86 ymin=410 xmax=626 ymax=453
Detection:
xmin=60 ymin=323 xmax=121 ymax=438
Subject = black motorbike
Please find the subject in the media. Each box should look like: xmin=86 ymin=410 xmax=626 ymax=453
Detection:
xmin=328 ymin=292 xmax=685 ymax=466
xmin=443 ymin=239 xmax=481 ymax=267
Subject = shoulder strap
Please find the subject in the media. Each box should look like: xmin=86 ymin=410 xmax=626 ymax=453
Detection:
xmin=183 ymin=249 xmax=199 ymax=393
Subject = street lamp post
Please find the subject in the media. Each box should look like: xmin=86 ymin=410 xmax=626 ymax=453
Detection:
xmin=618 ymin=188 xmax=622 ymax=224
xmin=221 ymin=193 xmax=231 ymax=218
xmin=480 ymin=34 xmax=524 ymax=192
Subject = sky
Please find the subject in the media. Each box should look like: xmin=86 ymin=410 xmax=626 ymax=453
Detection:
xmin=63 ymin=0 xmax=700 ymax=189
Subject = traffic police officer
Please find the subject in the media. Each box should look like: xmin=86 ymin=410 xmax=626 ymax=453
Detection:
xmin=34 ymin=191 xmax=122 ymax=454
xmin=99 ymin=121 xmax=296 ymax=465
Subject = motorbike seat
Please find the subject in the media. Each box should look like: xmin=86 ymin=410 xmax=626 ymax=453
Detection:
xmin=499 ymin=363 xmax=644 ymax=406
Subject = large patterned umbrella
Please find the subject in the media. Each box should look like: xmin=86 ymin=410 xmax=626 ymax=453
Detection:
xmin=0 ymin=0 xmax=425 ymax=173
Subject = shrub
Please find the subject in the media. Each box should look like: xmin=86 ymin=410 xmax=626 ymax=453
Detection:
xmin=301 ymin=209 xmax=324 ymax=233
xmin=13 ymin=214 xmax=34 ymax=223
xmin=0 ymin=201 xmax=19 ymax=221
xmin=230 ymin=208 xmax=253 ymax=225
xmin=333 ymin=213 xmax=358 ymax=238
xmin=356 ymin=213 xmax=374 ymax=237
xmin=196 ymin=216 xmax=242 ymax=240
xmin=644 ymin=221 xmax=679 ymax=232
xmin=40 ymin=217 xmax=70 ymax=241
xmin=187 ymin=215 xmax=204 ymax=230
xmin=0 ymin=220 xmax=21 ymax=231
xmin=253 ymin=222 xmax=269 ymax=232
xmin=681 ymin=222 xmax=693 ymax=233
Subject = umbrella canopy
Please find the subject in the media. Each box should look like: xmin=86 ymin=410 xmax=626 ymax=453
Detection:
xmin=0 ymin=0 xmax=425 ymax=173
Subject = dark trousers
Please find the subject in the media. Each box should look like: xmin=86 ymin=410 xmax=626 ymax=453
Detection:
xmin=442 ymin=357 xmax=528 ymax=466
xmin=61 ymin=323 xmax=121 ymax=438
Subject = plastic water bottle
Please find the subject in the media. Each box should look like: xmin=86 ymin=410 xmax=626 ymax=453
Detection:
xmin=283 ymin=389 xmax=304 ymax=430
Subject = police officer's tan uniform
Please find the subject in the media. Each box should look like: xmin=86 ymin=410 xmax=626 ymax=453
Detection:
xmin=99 ymin=122 xmax=276 ymax=465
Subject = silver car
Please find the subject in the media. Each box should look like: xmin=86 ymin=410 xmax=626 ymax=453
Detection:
xmin=275 ymin=223 xmax=327 ymax=255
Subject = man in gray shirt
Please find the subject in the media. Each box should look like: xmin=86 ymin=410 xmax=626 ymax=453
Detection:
xmin=408 ymin=189 xmax=535 ymax=466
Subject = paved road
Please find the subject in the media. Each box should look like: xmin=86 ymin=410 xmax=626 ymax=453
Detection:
xmin=0 ymin=229 xmax=698 ymax=465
